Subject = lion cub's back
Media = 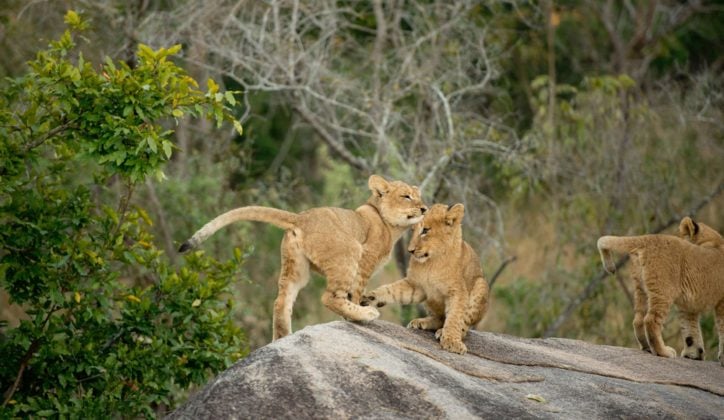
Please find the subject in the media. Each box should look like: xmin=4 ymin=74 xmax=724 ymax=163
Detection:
xmin=461 ymin=241 xmax=484 ymax=287
xmin=680 ymin=245 xmax=724 ymax=307
xmin=296 ymin=207 xmax=367 ymax=242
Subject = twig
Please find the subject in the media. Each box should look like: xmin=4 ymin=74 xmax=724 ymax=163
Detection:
xmin=543 ymin=181 xmax=724 ymax=338
xmin=293 ymin=104 xmax=370 ymax=174
xmin=2 ymin=305 xmax=57 ymax=406
xmin=487 ymin=255 xmax=517 ymax=290
xmin=22 ymin=118 xmax=78 ymax=152
xmin=109 ymin=180 xmax=135 ymax=243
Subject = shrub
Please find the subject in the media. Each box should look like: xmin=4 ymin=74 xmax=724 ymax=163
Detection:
xmin=0 ymin=11 xmax=246 ymax=417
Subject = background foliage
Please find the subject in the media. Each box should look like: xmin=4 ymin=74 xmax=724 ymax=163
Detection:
xmin=1 ymin=1 xmax=722 ymax=417
xmin=0 ymin=11 xmax=246 ymax=417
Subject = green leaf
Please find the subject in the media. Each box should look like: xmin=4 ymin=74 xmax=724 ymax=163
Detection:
xmin=147 ymin=137 xmax=157 ymax=153
xmin=233 ymin=120 xmax=243 ymax=136
xmin=64 ymin=11 xmax=81 ymax=27
xmin=167 ymin=44 xmax=182 ymax=55
xmin=207 ymin=78 xmax=219 ymax=94
xmin=162 ymin=141 xmax=172 ymax=159
xmin=224 ymin=91 xmax=236 ymax=106
xmin=138 ymin=44 xmax=156 ymax=61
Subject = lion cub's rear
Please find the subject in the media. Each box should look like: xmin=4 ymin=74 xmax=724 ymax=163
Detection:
xmin=361 ymin=204 xmax=489 ymax=354
xmin=597 ymin=217 xmax=724 ymax=365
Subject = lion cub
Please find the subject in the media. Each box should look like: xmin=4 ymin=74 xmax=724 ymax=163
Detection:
xmin=361 ymin=203 xmax=489 ymax=354
xmin=179 ymin=175 xmax=427 ymax=340
xmin=597 ymin=217 xmax=724 ymax=365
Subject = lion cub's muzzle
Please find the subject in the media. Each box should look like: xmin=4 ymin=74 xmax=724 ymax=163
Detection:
xmin=408 ymin=246 xmax=430 ymax=261
xmin=406 ymin=206 xmax=428 ymax=221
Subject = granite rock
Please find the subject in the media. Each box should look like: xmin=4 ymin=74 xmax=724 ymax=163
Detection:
xmin=168 ymin=320 xmax=724 ymax=419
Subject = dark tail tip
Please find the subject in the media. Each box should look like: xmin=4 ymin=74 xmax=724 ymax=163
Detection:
xmin=178 ymin=241 xmax=193 ymax=253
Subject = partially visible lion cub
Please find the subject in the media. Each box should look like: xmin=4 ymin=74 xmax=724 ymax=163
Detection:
xmin=361 ymin=203 xmax=489 ymax=354
xmin=179 ymin=175 xmax=427 ymax=340
xmin=597 ymin=217 xmax=724 ymax=365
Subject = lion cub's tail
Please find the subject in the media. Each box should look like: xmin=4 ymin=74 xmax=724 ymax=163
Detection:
xmin=179 ymin=206 xmax=299 ymax=252
xmin=596 ymin=235 xmax=646 ymax=274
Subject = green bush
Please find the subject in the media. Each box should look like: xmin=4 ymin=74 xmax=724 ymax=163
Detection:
xmin=0 ymin=11 xmax=247 ymax=417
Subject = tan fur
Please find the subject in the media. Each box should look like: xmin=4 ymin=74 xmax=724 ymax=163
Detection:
xmin=361 ymin=203 xmax=489 ymax=354
xmin=180 ymin=175 xmax=427 ymax=340
xmin=597 ymin=218 xmax=724 ymax=365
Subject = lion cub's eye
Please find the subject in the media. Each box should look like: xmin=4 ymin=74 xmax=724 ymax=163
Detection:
xmin=402 ymin=194 xmax=412 ymax=201
xmin=421 ymin=227 xmax=430 ymax=236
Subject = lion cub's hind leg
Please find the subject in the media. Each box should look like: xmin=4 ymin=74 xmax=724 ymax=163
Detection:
xmin=632 ymin=274 xmax=651 ymax=352
xmin=272 ymin=230 xmax=311 ymax=340
xmin=463 ymin=277 xmax=490 ymax=336
xmin=642 ymin=286 xmax=677 ymax=358
xmin=678 ymin=311 xmax=705 ymax=360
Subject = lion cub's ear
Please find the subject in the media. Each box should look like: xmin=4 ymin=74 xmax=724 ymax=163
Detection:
xmin=445 ymin=203 xmax=465 ymax=226
xmin=368 ymin=175 xmax=390 ymax=197
xmin=679 ymin=216 xmax=699 ymax=240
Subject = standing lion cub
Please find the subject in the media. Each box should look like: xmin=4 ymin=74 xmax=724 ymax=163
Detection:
xmin=361 ymin=203 xmax=489 ymax=354
xmin=597 ymin=217 xmax=724 ymax=365
xmin=179 ymin=175 xmax=427 ymax=340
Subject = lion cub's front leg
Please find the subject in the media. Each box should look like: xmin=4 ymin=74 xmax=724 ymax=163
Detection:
xmin=361 ymin=278 xmax=426 ymax=308
xmin=438 ymin=293 xmax=468 ymax=355
xmin=678 ymin=310 xmax=705 ymax=360
xmin=408 ymin=316 xmax=444 ymax=331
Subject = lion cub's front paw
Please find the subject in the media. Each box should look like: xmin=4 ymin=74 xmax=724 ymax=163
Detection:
xmin=658 ymin=346 xmax=677 ymax=358
xmin=407 ymin=318 xmax=425 ymax=329
xmin=360 ymin=292 xmax=386 ymax=308
xmin=440 ymin=334 xmax=467 ymax=355
xmin=407 ymin=317 xmax=437 ymax=331
xmin=355 ymin=306 xmax=380 ymax=322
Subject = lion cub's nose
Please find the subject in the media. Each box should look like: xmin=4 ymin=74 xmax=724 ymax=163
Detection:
xmin=420 ymin=207 xmax=427 ymax=214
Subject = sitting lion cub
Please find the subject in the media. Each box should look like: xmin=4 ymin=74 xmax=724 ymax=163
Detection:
xmin=361 ymin=203 xmax=489 ymax=354
xmin=597 ymin=217 xmax=724 ymax=365
xmin=179 ymin=175 xmax=427 ymax=340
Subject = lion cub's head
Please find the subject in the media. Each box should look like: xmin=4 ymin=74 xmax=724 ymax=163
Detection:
xmin=407 ymin=203 xmax=465 ymax=263
xmin=678 ymin=217 xmax=723 ymax=248
xmin=367 ymin=175 xmax=427 ymax=227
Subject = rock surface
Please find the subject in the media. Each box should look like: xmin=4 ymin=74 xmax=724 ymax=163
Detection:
xmin=169 ymin=320 xmax=724 ymax=419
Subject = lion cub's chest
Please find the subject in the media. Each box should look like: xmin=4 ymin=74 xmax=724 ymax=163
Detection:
xmin=409 ymin=261 xmax=459 ymax=300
